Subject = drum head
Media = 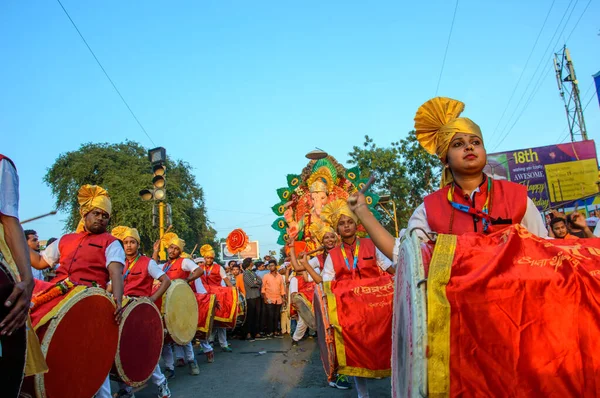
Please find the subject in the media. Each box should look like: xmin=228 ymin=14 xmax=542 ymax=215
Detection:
xmin=114 ymin=298 xmax=163 ymax=386
xmin=35 ymin=287 xmax=118 ymax=398
xmin=392 ymin=232 xmax=428 ymax=398
xmin=293 ymin=294 xmax=316 ymax=330
xmin=0 ymin=263 xmax=26 ymax=398
xmin=164 ymin=280 xmax=198 ymax=345
xmin=314 ymin=285 xmax=336 ymax=381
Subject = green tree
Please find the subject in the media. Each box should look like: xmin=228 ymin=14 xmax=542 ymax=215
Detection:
xmin=348 ymin=134 xmax=440 ymax=235
xmin=44 ymin=141 xmax=218 ymax=255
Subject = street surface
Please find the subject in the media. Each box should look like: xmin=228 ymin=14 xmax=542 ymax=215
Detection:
xmin=115 ymin=336 xmax=392 ymax=398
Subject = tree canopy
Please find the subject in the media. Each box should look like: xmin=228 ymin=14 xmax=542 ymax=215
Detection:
xmin=44 ymin=141 xmax=217 ymax=255
xmin=348 ymin=134 xmax=440 ymax=235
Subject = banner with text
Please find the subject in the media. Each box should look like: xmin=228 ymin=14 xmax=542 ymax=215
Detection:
xmin=483 ymin=140 xmax=598 ymax=210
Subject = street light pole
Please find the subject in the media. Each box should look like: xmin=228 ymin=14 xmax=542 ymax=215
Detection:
xmin=159 ymin=201 xmax=166 ymax=261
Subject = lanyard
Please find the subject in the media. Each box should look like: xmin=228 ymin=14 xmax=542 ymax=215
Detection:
xmin=447 ymin=177 xmax=493 ymax=232
xmin=163 ymin=260 xmax=173 ymax=273
xmin=341 ymin=240 xmax=360 ymax=278
xmin=204 ymin=264 xmax=212 ymax=277
xmin=124 ymin=255 xmax=140 ymax=280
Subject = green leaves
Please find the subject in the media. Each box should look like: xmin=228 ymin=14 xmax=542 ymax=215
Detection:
xmin=43 ymin=141 xmax=217 ymax=254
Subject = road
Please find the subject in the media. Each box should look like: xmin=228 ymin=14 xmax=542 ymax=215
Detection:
xmin=115 ymin=336 xmax=392 ymax=398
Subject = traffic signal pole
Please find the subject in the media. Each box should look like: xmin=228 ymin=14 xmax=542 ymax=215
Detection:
xmin=159 ymin=201 xmax=166 ymax=261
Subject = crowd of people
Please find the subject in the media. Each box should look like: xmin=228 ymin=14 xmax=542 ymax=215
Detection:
xmin=1 ymin=96 xmax=599 ymax=398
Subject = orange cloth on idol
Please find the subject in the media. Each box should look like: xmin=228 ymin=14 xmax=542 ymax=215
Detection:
xmin=261 ymin=272 xmax=285 ymax=304
xmin=235 ymin=274 xmax=246 ymax=296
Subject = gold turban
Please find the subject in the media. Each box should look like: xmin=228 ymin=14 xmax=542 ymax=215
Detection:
xmin=162 ymin=232 xmax=185 ymax=251
xmin=200 ymin=244 xmax=215 ymax=258
xmin=414 ymin=97 xmax=483 ymax=187
xmin=320 ymin=199 xmax=358 ymax=230
xmin=111 ymin=226 xmax=140 ymax=243
xmin=309 ymin=221 xmax=336 ymax=243
xmin=76 ymin=185 xmax=112 ymax=232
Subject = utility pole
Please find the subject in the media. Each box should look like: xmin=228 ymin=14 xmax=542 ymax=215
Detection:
xmin=553 ymin=46 xmax=588 ymax=141
xmin=140 ymin=147 xmax=168 ymax=260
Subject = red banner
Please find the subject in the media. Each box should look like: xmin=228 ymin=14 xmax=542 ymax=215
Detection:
xmin=428 ymin=225 xmax=600 ymax=397
xmin=324 ymin=275 xmax=393 ymax=378
xmin=207 ymin=286 xmax=238 ymax=329
xmin=194 ymin=293 xmax=215 ymax=334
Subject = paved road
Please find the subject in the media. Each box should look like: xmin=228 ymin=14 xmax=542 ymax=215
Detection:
xmin=116 ymin=336 xmax=392 ymax=398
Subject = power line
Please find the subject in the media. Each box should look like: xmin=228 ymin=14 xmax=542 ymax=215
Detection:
xmin=55 ymin=0 xmax=156 ymax=146
xmin=435 ymin=0 xmax=459 ymax=96
xmin=565 ymin=0 xmax=593 ymax=42
xmin=490 ymin=0 xmax=579 ymax=150
xmin=488 ymin=0 xmax=556 ymax=143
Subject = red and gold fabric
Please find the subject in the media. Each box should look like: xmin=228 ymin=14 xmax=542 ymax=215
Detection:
xmin=207 ymin=285 xmax=239 ymax=329
xmin=323 ymin=274 xmax=393 ymax=378
xmin=427 ymin=225 xmax=600 ymax=397
xmin=297 ymin=275 xmax=315 ymax=308
xmin=424 ymin=179 xmax=527 ymax=235
xmin=194 ymin=292 xmax=216 ymax=335
xmin=201 ymin=263 xmax=223 ymax=287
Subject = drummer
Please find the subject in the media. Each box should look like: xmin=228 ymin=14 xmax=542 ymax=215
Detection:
xmin=199 ymin=244 xmax=234 ymax=353
xmin=349 ymin=97 xmax=548 ymax=263
xmin=154 ymin=234 xmax=203 ymax=378
xmin=28 ymin=184 xmax=125 ymax=398
xmin=288 ymin=222 xmax=338 ymax=284
xmin=110 ymin=226 xmax=172 ymax=398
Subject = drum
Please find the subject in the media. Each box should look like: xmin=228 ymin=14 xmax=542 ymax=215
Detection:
xmin=32 ymin=286 xmax=119 ymax=398
xmin=292 ymin=293 xmax=316 ymax=330
xmin=209 ymin=286 xmax=239 ymax=329
xmin=236 ymin=291 xmax=247 ymax=328
xmin=156 ymin=280 xmax=198 ymax=345
xmin=0 ymin=261 xmax=27 ymax=398
xmin=313 ymin=284 xmax=336 ymax=381
xmin=112 ymin=297 xmax=163 ymax=387
xmin=392 ymin=230 xmax=430 ymax=398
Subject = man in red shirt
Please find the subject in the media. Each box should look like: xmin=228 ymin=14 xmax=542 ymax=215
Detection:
xmin=111 ymin=226 xmax=172 ymax=398
xmin=261 ymin=259 xmax=286 ymax=338
xmin=199 ymin=244 xmax=234 ymax=352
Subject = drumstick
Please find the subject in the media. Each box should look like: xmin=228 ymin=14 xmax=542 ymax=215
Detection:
xmin=20 ymin=210 xmax=58 ymax=224
xmin=189 ymin=244 xmax=198 ymax=256
xmin=348 ymin=175 xmax=376 ymax=206
xmin=304 ymin=246 xmax=325 ymax=256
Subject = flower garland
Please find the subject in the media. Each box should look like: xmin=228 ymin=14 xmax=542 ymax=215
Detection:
xmin=31 ymin=280 xmax=74 ymax=309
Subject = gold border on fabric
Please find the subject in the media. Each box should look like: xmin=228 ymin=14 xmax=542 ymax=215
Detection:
xmin=198 ymin=294 xmax=216 ymax=333
xmin=114 ymin=297 xmax=164 ymax=387
xmin=213 ymin=288 xmax=239 ymax=323
xmin=427 ymin=234 xmax=457 ymax=398
xmin=33 ymin=286 xmax=86 ymax=332
xmin=323 ymin=282 xmax=391 ymax=378
xmin=35 ymin=287 xmax=115 ymax=398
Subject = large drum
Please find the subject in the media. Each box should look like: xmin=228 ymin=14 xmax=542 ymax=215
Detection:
xmin=392 ymin=225 xmax=600 ymax=397
xmin=0 ymin=261 xmax=27 ymax=398
xmin=30 ymin=285 xmax=119 ymax=398
xmin=112 ymin=297 xmax=163 ymax=387
xmin=209 ymin=286 xmax=239 ymax=329
xmin=313 ymin=283 xmax=336 ymax=381
xmin=194 ymin=292 xmax=216 ymax=341
xmin=292 ymin=293 xmax=316 ymax=330
xmin=392 ymin=230 xmax=430 ymax=398
xmin=155 ymin=280 xmax=198 ymax=345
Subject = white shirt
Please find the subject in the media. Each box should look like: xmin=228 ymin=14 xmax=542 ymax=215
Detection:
xmin=289 ymin=276 xmax=299 ymax=294
xmin=0 ymin=158 xmax=19 ymax=218
xmin=43 ymin=238 xmax=125 ymax=268
xmin=194 ymin=278 xmax=208 ymax=294
xmin=145 ymin=258 xmax=165 ymax=280
xmin=321 ymin=245 xmax=392 ymax=282
xmin=307 ymin=257 xmax=322 ymax=270
xmin=180 ymin=258 xmax=200 ymax=273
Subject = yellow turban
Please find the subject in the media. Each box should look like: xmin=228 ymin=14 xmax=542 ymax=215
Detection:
xmin=309 ymin=221 xmax=336 ymax=243
xmin=76 ymin=184 xmax=112 ymax=232
xmin=200 ymin=244 xmax=215 ymax=258
xmin=320 ymin=199 xmax=358 ymax=230
xmin=162 ymin=232 xmax=185 ymax=251
xmin=414 ymin=97 xmax=483 ymax=187
xmin=111 ymin=226 xmax=140 ymax=243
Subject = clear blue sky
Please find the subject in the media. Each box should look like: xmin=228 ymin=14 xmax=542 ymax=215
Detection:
xmin=2 ymin=0 xmax=599 ymax=256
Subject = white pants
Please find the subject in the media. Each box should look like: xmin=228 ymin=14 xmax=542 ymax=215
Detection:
xmin=292 ymin=315 xmax=308 ymax=342
xmin=197 ymin=339 xmax=213 ymax=353
xmin=163 ymin=342 xmax=194 ymax=369
xmin=96 ymin=376 xmax=111 ymax=398
xmin=209 ymin=327 xmax=228 ymax=348
xmin=118 ymin=363 xmax=167 ymax=393
xmin=354 ymin=377 xmax=370 ymax=398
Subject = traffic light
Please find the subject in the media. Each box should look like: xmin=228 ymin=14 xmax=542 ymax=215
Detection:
xmin=139 ymin=147 xmax=167 ymax=201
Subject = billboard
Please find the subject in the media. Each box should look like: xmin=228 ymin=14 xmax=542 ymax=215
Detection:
xmin=220 ymin=241 xmax=260 ymax=261
xmin=483 ymin=140 xmax=598 ymax=210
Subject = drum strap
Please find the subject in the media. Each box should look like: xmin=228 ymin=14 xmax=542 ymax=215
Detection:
xmin=123 ymin=255 xmax=141 ymax=280
xmin=341 ymin=240 xmax=360 ymax=279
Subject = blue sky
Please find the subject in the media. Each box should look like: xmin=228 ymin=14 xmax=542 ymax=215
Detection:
xmin=2 ymin=0 xmax=599 ymax=255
